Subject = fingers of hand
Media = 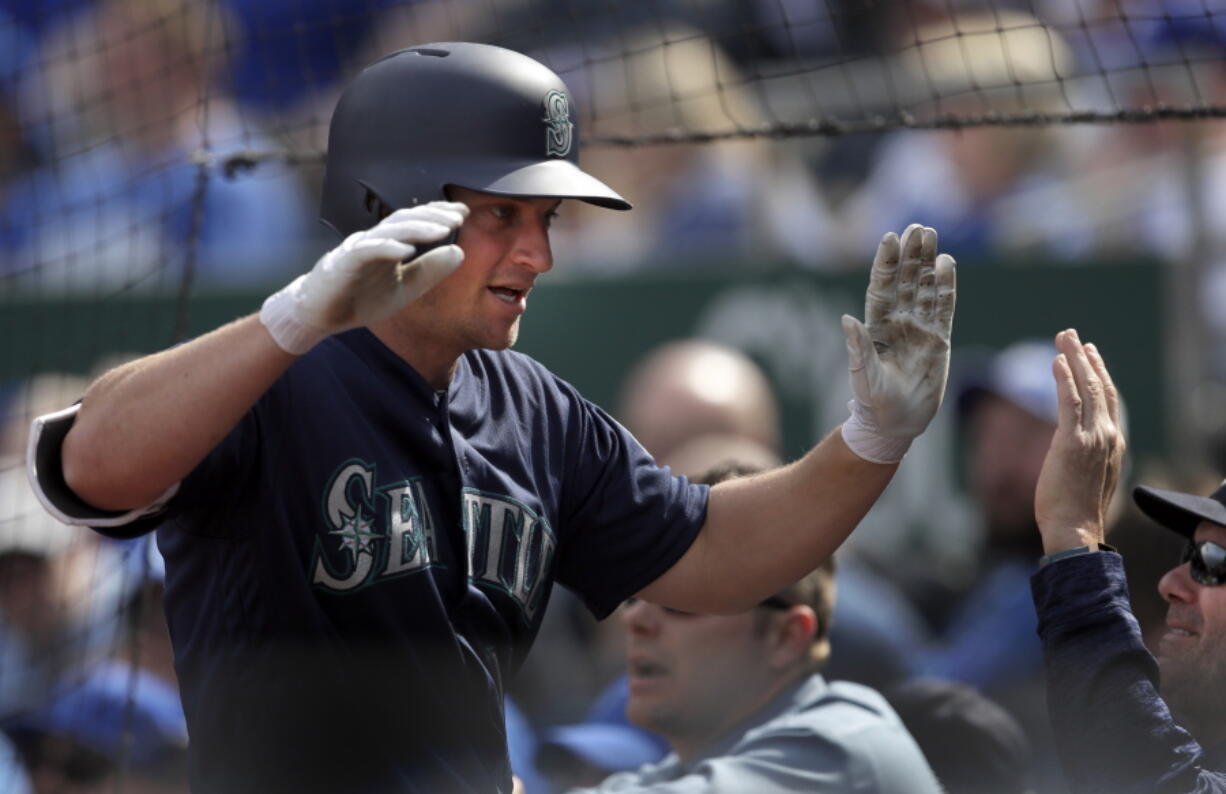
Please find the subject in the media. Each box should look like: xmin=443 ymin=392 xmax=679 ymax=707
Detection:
xmin=370 ymin=219 xmax=455 ymax=246
xmin=842 ymin=315 xmax=872 ymax=373
xmin=865 ymin=232 xmax=900 ymax=328
xmin=896 ymin=224 xmax=933 ymax=313
xmin=842 ymin=315 xmax=876 ymax=407
xmin=397 ymin=245 xmax=464 ymax=300
xmin=916 ymin=267 xmax=937 ymax=321
xmin=1083 ymin=343 xmax=1127 ymax=502
xmin=1084 ymin=343 xmax=1122 ymax=427
xmin=1052 ymin=353 xmax=1080 ymax=432
xmin=344 ymin=237 xmax=416 ymax=269
xmin=933 ymin=253 xmax=956 ymax=334
xmin=920 ymin=225 xmax=937 ymax=265
xmin=1057 ymin=329 xmax=1104 ymax=430
xmin=381 ymin=202 xmax=470 ymax=228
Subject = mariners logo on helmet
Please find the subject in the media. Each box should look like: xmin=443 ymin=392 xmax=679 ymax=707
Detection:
xmin=543 ymin=89 xmax=574 ymax=157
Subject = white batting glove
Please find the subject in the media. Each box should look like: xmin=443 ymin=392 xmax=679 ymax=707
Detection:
xmin=841 ymin=223 xmax=957 ymax=464
xmin=260 ymin=201 xmax=469 ymax=354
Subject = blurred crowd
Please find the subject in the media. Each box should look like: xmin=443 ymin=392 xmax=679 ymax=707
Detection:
xmin=1 ymin=0 xmax=1226 ymax=290
xmin=3 ymin=0 xmax=1226 ymax=791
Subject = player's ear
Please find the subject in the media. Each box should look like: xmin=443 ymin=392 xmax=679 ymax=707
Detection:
xmin=768 ymin=606 xmax=817 ymax=671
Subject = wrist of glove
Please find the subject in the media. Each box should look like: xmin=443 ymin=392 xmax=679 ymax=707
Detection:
xmin=260 ymin=201 xmax=469 ymax=355
xmin=260 ymin=275 xmax=332 ymax=355
xmin=841 ymin=399 xmax=913 ymax=465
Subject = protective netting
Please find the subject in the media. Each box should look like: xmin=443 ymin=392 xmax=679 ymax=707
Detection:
xmin=2 ymin=0 xmax=1226 ymax=790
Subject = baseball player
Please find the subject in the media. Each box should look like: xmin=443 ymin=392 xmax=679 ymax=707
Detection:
xmin=25 ymin=43 xmax=957 ymax=794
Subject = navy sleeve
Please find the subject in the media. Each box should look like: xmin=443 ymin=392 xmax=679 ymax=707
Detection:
xmin=158 ymin=406 xmax=261 ymax=539
xmin=1031 ymin=552 xmax=1226 ymax=793
xmin=552 ymin=391 xmax=708 ymax=620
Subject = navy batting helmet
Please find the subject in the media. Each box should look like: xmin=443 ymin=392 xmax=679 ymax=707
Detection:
xmin=320 ymin=42 xmax=631 ymax=237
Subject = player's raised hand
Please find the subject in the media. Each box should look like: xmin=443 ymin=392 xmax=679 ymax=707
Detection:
xmin=260 ymin=201 xmax=469 ymax=354
xmin=1034 ymin=329 xmax=1126 ymax=554
xmin=841 ymin=223 xmax=956 ymax=463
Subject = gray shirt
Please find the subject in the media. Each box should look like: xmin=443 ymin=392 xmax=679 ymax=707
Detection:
xmin=569 ymin=675 xmax=942 ymax=793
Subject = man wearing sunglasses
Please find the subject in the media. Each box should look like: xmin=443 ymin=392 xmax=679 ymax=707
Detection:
xmin=1030 ymin=328 xmax=1226 ymax=792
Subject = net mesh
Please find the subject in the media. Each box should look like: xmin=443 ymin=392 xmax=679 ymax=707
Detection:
xmin=2 ymin=0 xmax=1225 ymax=788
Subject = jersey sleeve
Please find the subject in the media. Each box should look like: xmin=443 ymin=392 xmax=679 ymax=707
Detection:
xmin=1032 ymin=552 xmax=1226 ymax=793
xmin=552 ymin=391 xmax=708 ymax=620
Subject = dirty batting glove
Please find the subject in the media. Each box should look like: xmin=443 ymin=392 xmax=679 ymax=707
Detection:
xmin=841 ymin=223 xmax=956 ymax=464
xmin=260 ymin=201 xmax=469 ymax=354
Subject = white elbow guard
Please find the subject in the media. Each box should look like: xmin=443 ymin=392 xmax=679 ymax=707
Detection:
xmin=26 ymin=404 xmax=178 ymax=536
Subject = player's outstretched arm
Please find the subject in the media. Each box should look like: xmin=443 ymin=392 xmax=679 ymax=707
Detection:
xmin=639 ymin=225 xmax=956 ymax=613
xmin=53 ymin=202 xmax=469 ymax=514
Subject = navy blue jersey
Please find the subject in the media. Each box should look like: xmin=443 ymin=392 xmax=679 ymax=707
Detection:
xmin=152 ymin=329 xmax=707 ymax=793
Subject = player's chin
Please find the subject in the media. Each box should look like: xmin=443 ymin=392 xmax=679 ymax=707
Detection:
xmin=482 ymin=320 xmax=521 ymax=351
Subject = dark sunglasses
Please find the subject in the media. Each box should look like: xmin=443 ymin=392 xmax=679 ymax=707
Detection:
xmin=1182 ymin=539 xmax=1226 ymax=586
xmin=624 ymin=596 xmax=793 ymax=618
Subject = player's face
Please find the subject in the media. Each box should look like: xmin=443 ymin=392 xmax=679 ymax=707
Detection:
xmin=621 ymin=599 xmax=778 ymax=756
xmin=408 ymin=186 xmax=558 ymax=356
xmin=1156 ymin=520 xmax=1226 ymax=738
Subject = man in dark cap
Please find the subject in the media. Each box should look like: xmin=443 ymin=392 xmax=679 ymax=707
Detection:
xmin=1029 ymin=328 xmax=1226 ymax=793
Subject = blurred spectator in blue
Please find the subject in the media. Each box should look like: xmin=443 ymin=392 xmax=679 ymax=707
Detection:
xmin=0 ymin=0 xmax=94 ymax=37
xmin=218 ymin=0 xmax=400 ymax=112
xmin=0 ymin=10 xmax=39 ymax=192
xmin=0 ymin=468 xmax=77 ymax=717
xmin=1 ymin=374 xmax=90 ymax=716
xmin=537 ymin=710 xmax=669 ymax=792
xmin=114 ymin=533 xmax=178 ymax=688
xmin=506 ymin=697 xmax=552 ymax=794
xmin=534 ymin=672 xmax=670 ymax=791
xmin=2 ymin=0 xmax=314 ymax=292
xmin=1 ymin=372 xmax=157 ymax=721
xmin=0 ymin=463 xmax=145 ymax=719
xmin=3 ymin=661 xmax=189 ymax=793
xmin=1038 ymin=0 xmax=1207 ymax=75
xmin=548 ymin=25 xmax=838 ymax=276
xmin=1050 ymin=4 xmax=1226 ymax=385
xmin=839 ymin=11 xmax=1095 ymax=264
xmin=0 ymin=731 xmax=32 ymax=794
xmin=736 ymin=0 xmax=900 ymax=62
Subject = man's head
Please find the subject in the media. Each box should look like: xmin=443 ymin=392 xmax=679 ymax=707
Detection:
xmin=622 ymin=461 xmax=835 ymax=761
xmin=323 ymin=43 xmax=631 ymax=363
xmin=320 ymin=42 xmax=629 ymax=239
xmin=1133 ymin=480 xmax=1226 ymax=743
xmin=618 ymin=341 xmax=781 ymax=464
xmin=960 ymin=342 xmax=1060 ymax=548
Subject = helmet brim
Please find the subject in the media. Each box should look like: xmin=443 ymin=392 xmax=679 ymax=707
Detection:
xmin=375 ymin=158 xmax=631 ymax=212
xmin=468 ymin=159 xmax=631 ymax=210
